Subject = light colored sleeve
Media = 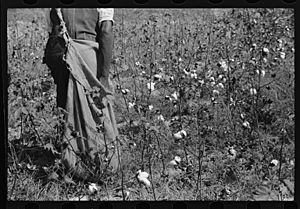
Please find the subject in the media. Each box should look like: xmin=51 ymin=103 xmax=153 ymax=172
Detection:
xmin=97 ymin=8 xmax=114 ymax=24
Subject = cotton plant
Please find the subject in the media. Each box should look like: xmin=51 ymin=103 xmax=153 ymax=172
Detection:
xmin=183 ymin=68 xmax=190 ymax=76
xmin=157 ymin=114 xmax=165 ymax=121
xmin=164 ymin=156 xmax=184 ymax=180
xmin=190 ymin=69 xmax=198 ymax=79
xmin=153 ymin=74 xmax=162 ymax=81
xmin=148 ymin=105 xmax=154 ymax=110
xmin=173 ymin=129 xmax=187 ymax=140
xmin=263 ymin=47 xmax=270 ymax=54
xmin=147 ymin=82 xmax=155 ymax=91
xmin=250 ymin=88 xmax=257 ymax=95
xmin=198 ymin=79 xmax=205 ymax=86
xmin=269 ymin=159 xmax=279 ymax=167
xmin=128 ymin=102 xmax=135 ymax=109
xmin=256 ymin=69 xmax=266 ymax=78
xmin=240 ymin=113 xmax=246 ymax=120
xmin=280 ymin=52 xmax=286 ymax=59
xmin=171 ymin=91 xmax=179 ymax=100
xmin=169 ymin=156 xmax=181 ymax=166
xmin=218 ymin=59 xmax=228 ymax=72
xmin=217 ymin=83 xmax=224 ymax=89
xmin=121 ymin=88 xmax=130 ymax=95
xmin=165 ymin=95 xmax=172 ymax=101
xmin=88 ymin=183 xmax=99 ymax=195
xmin=212 ymin=89 xmax=219 ymax=96
xmin=227 ymin=146 xmax=237 ymax=160
xmin=242 ymin=121 xmax=251 ymax=129
xmin=136 ymin=170 xmax=151 ymax=187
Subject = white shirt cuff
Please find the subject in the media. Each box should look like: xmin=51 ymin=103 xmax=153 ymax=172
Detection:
xmin=97 ymin=8 xmax=114 ymax=24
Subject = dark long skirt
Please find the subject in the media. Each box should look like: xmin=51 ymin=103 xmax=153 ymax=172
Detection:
xmin=44 ymin=36 xmax=119 ymax=181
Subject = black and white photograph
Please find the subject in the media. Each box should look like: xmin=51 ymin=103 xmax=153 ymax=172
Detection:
xmin=6 ymin=8 xmax=294 ymax=201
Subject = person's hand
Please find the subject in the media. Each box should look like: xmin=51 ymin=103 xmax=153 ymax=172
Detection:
xmin=99 ymin=76 xmax=113 ymax=92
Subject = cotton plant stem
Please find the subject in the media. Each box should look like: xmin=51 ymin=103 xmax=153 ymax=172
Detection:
xmin=140 ymin=126 xmax=146 ymax=171
xmin=194 ymin=112 xmax=205 ymax=200
xmin=116 ymin=136 xmax=125 ymax=200
xmin=148 ymin=146 xmax=156 ymax=200
xmin=28 ymin=113 xmax=44 ymax=146
xmin=9 ymin=173 xmax=17 ymax=200
xmin=278 ymin=136 xmax=284 ymax=180
xmin=278 ymin=121 xmax=286 ymax=180
xmin=153 ymin=132 xmax=166 ymax=177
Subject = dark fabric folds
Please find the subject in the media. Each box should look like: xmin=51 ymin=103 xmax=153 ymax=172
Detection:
xmin=45 ymin=37 xmax=119 ymax=181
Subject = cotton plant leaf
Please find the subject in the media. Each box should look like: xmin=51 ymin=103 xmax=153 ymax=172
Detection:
xmin=282 ymin=179 xmax=294 ymax=195
xmin=43 ymin=143 xmax=60 ymax=155
xmin=252 ymin=184 xmax=280 ymax=201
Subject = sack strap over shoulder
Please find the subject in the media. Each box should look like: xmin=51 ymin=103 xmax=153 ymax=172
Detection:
xmin=55 ymin=8 xmax=71 ymax=43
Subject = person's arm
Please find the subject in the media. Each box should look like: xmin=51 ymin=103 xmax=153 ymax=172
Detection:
xmin=97 ymin=8 xmax=114 ymax=80
xmin=98 ymin=20 xmax=113 ymax=79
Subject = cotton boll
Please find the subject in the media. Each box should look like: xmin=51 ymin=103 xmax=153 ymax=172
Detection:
xmin=88 ymin=183 xmax=99 ymax=195
xmin=270 ymin=159 xmax=279 ymax=167
xmin=256 ymin=70 xmax=266 ymax=78
xmin=219 ymin=60 xmax=228 ymax=72
xmin=148 ymin=105 xmax=154 ymax=110
xmin=180 ymin=130 xmax=187 ymax=138
xmin=183 ymin=69 xmax=190 ymax=76
xmin=171 ymin=92 xmax=179 ymax=100
xmin=240 ymin=113 xmax=245 ymax=120
xmin=228 ymin=147 xmax=237 ymax=160
xmin=140 ymin=178 xmax=151 ymax=187
xmin=263 ymin=47 xmax=269 ymax=54
xmin=250 ymin=88 xmax=257 ymax=95
xmin=174 ymin=132 xmax=183 ymax=140
xmin=198 ymin=79 xmax=204 ymax=85
xmin=213 ymin=90 xmax=219 ymax=96
xmin=242 ymin=121 xmax=250 ymax=129
xmin=165 ymin=95 xmax=172 ymax=101
xmin=128 ymin=102 xmax=135 ymax=109
xmin=137 ymin=170 xmax=149 ymax=179
xmin=280 ymin=52 xmax=286 ymax=59
xmin=157 ymin=114 xmax=165 ymax=121
xmin=190 ymin=73 xmax=197 ymax=79
xmin=169 ymin=160 xmax=178 ymax=166
xmin=217 ymin=83 xmax=224 ymax=89
xmin=153 ymin=74 xmax=162 ymax=81
xmin=147 ymin=82 xmax=155 ymax=91
xmin=174 ymin=156 xmax=181 ymax=164
xmin=136 ymin=170 xmax=151 ymax=187
xmin=121 ymin=89 xmax=130 ymax=95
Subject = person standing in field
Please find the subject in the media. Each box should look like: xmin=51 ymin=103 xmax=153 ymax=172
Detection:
xmin=43 ymin=8 xmax=119 ymax=182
